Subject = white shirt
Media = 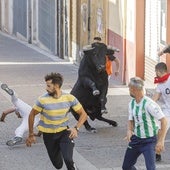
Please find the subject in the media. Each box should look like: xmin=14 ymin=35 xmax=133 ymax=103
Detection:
xmin=156 ymin=76 xmax=170 ymax=116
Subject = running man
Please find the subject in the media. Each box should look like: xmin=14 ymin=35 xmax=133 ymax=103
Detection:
xmin=122 ymin=77 xmax=167 ymax=170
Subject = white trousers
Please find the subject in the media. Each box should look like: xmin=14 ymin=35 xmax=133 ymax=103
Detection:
xmin=11 ymin=94 xmax=40 ymax=138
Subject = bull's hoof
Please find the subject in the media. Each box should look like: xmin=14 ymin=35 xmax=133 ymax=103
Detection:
xmin=93 ymin=90 xmax=100 ymax=96
xmin=110 ymin=121 xmax=118 ymax=127
xmin=86 ymin=127 xmax=97 ymax=133
xmin=101 ymin=109 xmax=108 ymax=114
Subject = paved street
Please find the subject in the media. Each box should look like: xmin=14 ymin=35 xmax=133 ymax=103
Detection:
xmin=0 ymin=32 xmax=170 ymax=170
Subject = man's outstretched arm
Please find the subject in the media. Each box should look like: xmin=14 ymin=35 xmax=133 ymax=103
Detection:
xmin=158 ymin=44 xmax=170 ymax=56
xmin=0 ymin=107 xmax=16 ymax=122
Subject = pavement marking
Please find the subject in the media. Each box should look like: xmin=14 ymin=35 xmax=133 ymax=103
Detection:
xmin=0 ymin=61 xmax=73 ymax=65
xmin=1 ymin=83 xmax=45 ymax=87
xmin=110 ymin=164 xmax=170 ymax=170
xmin=108 ymin=87 xmax=129 ymax=96
xmin=74 ymin=149 xmax=98 ymax=170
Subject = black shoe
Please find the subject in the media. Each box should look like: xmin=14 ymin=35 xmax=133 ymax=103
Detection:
xmin=1 ymin=84 xmax=14 ymax=96
xmin=156 ymin=154 xmax=162 ymax=162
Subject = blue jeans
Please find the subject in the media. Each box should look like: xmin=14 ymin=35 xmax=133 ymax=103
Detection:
xmin=122 ymin=135 xmax=157 ymax=170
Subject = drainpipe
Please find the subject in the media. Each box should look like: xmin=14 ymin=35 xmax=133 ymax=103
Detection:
xmin=57 ymin=0 xmax=64 ymax=59
xmin=28 ymin=0 xmax=32 ymax=43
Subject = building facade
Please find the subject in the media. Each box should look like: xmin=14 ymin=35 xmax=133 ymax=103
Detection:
xmin=106 ymin=0 xmax=170 ymax=84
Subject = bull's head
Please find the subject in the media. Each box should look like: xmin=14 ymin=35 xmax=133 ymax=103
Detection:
xmin=83 ymin=43 xmax=107 ymax=73
xmin=82 ymin=44 xmax=119 ymax=73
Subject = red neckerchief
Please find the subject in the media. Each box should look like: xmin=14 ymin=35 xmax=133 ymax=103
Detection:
xmin=154 ymin=73 xmax=170 ymax=84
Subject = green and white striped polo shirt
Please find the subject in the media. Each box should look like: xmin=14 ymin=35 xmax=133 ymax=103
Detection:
xmin=128 ymin=96 xmax=165 ymax=138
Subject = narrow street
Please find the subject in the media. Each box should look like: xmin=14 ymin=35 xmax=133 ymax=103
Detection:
xmin=0 ymin=32 xmax=170 ymax=170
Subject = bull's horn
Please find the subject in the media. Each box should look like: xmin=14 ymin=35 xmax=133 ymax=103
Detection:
xmin=107 ymin=45 xmax=120 ymax=52
xmin=83 ymin=45 xmax=94 ymax=51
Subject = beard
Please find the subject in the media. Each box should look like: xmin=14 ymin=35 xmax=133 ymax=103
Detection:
xmin=130 ymin=93 xmax=135 ymax=98
xmin=47 ymin=90 xmax=56 ymax=97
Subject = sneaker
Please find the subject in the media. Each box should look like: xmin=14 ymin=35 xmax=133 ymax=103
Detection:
xmin=1 ymin=84 xmax=14 ymax=96
xmin=6 ymin=137 xmax=22 ymax=146
xmin=156 ymin=154 xmax=162 ymax=162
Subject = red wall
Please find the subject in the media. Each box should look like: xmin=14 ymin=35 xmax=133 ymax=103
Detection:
xmin=107 ymin=29 xmax=124 ymax=84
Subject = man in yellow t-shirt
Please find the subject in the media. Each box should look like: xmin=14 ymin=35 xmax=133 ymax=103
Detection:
xmin=26 ymin=72 xmax=87 ymax=170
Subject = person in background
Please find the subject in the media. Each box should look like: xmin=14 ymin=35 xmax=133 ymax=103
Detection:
xmin=26 ymin=72 xmax=87 ymax=170
xmin=93 ymin=37 xmax=120 ymax=79
xmin=106 ymin=53 xmax=120 ymax=80
xmin=152 ymin=62 xmax=170 ymax=162
xmin=0 ymin=83 xmax=40 ymax=146
xmin=122 ymin=77 xmax=167 ymax=170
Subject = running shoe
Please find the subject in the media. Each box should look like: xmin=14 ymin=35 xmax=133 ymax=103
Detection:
xmin=1 ymin=83 xmax=14 ymax=96
xmin=6 ymin=137 xmax=22 ymax=146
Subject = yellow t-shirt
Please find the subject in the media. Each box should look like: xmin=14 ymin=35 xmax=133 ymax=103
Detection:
xmin=33 ymin=93 xmax=82 ymax=133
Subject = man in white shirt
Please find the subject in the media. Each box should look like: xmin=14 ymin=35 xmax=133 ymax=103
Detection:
xmin=152 ymin=62 xmax=170 ymax=161
xmin=0 ymin=83 xmax=40 ymax=146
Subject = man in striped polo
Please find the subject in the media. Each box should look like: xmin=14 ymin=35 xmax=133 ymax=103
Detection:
xmin=122 ymin=77 xmax=167 ymax=170
xmin=26 ymin=72 xmax=87 ymax=170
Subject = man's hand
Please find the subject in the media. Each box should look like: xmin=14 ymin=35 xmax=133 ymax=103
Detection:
xmin=124 ymin=130 xmax=133 ymax=142
xmin=0 ymin=112 xmax=6 ymax=122
xmin=67 ymin=127 xmax=78 ymax=139
xmin=26 ymin=135 xmax=36 ymax=147
xmin=155 ymin=140 xmax=165 ymax=154
xmin=157 ymin=50 xmax=164 ymax=57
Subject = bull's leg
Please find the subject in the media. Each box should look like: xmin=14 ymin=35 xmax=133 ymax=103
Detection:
xmin=71 ymin=110 xmax=97 ymax=133
xmin=99 ymin=82 xmax=108 ymax=114
xmin=100 ymin=98 xmax=108 ymax=114
xmin=84 ymin=121 xmax=97 ymax=133
xmin=97 ymin=115 xmax=118 ymax=127
xmin=99 ymin=93 xmax=108 ymax=114
xmin=81 ymin=77 xmax=100 ymax=96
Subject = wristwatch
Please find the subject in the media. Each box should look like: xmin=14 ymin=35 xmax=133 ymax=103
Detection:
xmin=74 ymin=126 xmax=79 ymax=132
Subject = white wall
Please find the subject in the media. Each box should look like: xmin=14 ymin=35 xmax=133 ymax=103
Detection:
xmin=0 ymin=0 xmax=13 ymax=34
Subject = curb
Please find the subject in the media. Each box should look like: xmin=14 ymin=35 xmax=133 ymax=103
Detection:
xmin=74 ymin=149 xmax=98 ymax=170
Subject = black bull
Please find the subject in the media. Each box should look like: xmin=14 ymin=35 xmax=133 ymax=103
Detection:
xmin=70 ymin=42 xmax=118 ymax=132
